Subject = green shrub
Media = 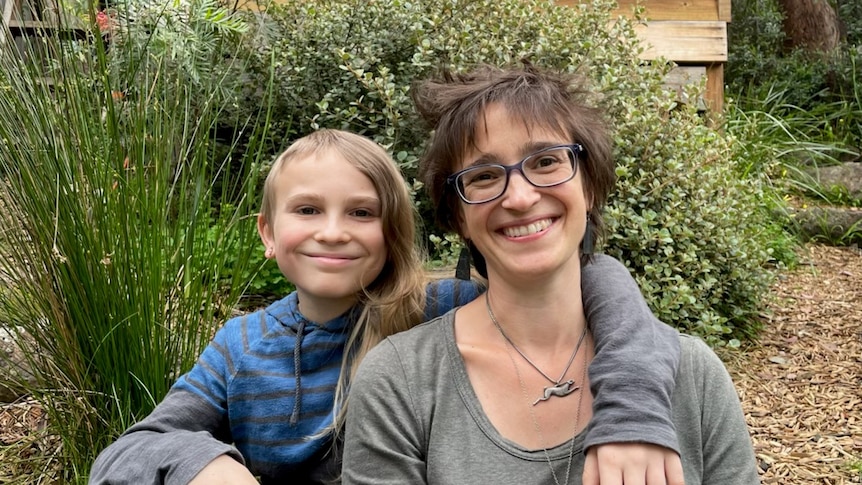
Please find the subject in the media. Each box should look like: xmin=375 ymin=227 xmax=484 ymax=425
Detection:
xmin=242 ymin=0 xmax=779 ymax=343
xmin=198 ymin=208 xmax=296 ymax=299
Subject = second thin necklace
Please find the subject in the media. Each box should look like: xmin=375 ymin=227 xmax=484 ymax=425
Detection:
xmin=485 ymin=292 xmax=588 ymax=406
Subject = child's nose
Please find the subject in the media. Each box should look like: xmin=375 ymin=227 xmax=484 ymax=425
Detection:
xmin=315 ymin=215 xmax=350 ymax=243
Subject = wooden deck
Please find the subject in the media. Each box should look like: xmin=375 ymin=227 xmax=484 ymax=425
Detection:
xmin=559 ymin=0 xmax=731 ymax=111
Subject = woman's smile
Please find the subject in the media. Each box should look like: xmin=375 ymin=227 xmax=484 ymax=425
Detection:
xmin=501 ymin=217 xmax=555 ymax=238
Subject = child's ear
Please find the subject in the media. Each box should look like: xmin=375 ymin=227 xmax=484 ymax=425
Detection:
xmin=257 ymin=213 xmax=275 ymax=259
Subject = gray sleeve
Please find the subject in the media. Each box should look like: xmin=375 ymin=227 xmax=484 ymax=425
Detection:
xmin=88 ymin=389 xmax=244 ymax=485
xmin=687 ymin=338 xmax=760 ymax=485
xmin=342 ymin=340 xmax=426 ymax=485
xmin=581 ymin=253 xmax=681 ymax=453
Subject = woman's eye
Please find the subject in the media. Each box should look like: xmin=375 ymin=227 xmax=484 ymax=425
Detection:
xmin=464 ymin=169 xmax=501 ymax=186
xmin=536 ymin=156 xmax=560 ymax=168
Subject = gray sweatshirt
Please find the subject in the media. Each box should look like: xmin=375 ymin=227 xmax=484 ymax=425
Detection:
xmin=343 ymin=313 xmax=760 ymax=485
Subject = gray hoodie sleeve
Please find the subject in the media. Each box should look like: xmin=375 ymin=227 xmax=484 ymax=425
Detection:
xmin=582 ymin=254 xmax=681 ymax=453
xmin=88 ymin=389 xmax=244 ymax=485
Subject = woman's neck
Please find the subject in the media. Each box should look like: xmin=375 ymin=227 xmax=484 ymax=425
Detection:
xmin=482 ymin=274 xmax=586 ymax=349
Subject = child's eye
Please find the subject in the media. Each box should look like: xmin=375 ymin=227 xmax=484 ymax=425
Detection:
xmin=351 ymin=208 xmax=376 ymax=218
xmin=297 ymin=206 xmax=318 ymax=215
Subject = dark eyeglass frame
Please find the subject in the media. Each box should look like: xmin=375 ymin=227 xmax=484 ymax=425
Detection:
xmin=446 ymin=143 xmax=584 ymax=205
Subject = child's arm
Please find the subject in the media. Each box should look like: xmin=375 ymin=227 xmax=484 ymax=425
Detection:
xmin=581 ymin=254 xmax=683 ymax=483
xmin=89 ymin=322 xmax=243 ymax=485
xmin=88 ymin=389 xmax=245 ymax=485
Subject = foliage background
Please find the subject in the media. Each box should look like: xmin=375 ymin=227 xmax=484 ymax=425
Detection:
xmin=239 ymin=0 xmax=779 ymax=344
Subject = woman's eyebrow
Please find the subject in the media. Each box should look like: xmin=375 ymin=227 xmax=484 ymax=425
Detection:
xmin=522 ymin=140 xmax=561 ymax=154
xmin=466 ymin=141 xmax=563 ymax=167
xmin=465 ymin=153 xmax=500 ymax=167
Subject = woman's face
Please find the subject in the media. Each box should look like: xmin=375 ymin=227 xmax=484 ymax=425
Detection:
xmin=456 ymin=103 xmax=589 ymax=284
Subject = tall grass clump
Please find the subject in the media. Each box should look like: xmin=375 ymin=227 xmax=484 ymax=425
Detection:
xmin=0 ymin=0 xmax=273 ymax=480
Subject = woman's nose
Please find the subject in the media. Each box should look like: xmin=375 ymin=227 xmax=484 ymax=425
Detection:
xmin=500 ymin=171 xmax=541 ymax=210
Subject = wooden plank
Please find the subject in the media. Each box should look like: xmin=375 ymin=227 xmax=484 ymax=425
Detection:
xmin=663 ymin=65 xmax=707 ymax=107
xmin=558 ymin=0 xmax=722 ymax=21
xmin=705 ymin=63 xmax=724 ymax=112
xmin=630 ymin=20 xmax=727 ymax=62
xmin=717 ymin=0 xmax=731 ymax=22
xmin=1 ymin=0 xmax=13 ymax=45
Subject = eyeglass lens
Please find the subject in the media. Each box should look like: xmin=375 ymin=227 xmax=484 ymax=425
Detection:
xmin=457 ymin=147 xmax=575 ymax=203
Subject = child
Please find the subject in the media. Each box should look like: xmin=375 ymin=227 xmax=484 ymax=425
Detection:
xmin=90 ymin=129 xmax=682 ymax=484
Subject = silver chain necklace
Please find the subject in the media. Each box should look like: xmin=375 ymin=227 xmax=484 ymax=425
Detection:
xmin=486 ymin=292 xmax=588 ymax=405
xmin=492 ymin=303 xmax=589 ymax=485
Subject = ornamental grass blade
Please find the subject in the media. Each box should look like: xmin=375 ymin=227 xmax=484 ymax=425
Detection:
xmin=0 ymin=0 xmax=274 ymax=480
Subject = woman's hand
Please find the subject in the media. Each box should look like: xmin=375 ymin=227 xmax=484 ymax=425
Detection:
xmin=583 ymin=443 xmax=685 ymax=485
xmin=189 ymin=454 xmax=258 ymax=485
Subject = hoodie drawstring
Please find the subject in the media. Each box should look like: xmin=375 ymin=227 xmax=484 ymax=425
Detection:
xmin=290 ymin=319 xmax=307 ymax=425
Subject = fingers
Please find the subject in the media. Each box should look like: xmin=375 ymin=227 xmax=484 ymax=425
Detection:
xmin=583 ymin=447 xmax=600 ymax=485
xmin=665 ymin=451 xmax=685 ymax=485
xmin=582 ymin=443 xmax=682 ymax=485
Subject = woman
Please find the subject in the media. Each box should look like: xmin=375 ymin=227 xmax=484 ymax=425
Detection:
xmin=342 ymin=65 xmax=759 ymax=485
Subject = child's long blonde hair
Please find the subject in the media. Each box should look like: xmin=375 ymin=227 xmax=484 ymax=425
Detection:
xmin=260 ymin=129 xmax=427 ymax=443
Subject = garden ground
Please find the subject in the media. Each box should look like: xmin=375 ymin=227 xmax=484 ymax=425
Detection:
xmin=0 ymin=244 xmax=860 ymax=483
xmin=724 ymin=244 xmax=862 ymax=484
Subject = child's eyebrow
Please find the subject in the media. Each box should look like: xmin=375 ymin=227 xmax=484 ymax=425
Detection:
xmin=347 ymin=196 xmax=381 ymax=207
xmin=283 ymin=193 xmax=325 ymax=206
xmin=282 ymin=193 xmax=380 ymax=207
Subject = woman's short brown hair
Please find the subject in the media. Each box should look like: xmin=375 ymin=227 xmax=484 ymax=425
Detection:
xmin=413 ymin=63 xmax=615 ymax=260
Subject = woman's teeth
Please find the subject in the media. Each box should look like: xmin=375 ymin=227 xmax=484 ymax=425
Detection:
xmin=503 ymin=219 xmax=551 ymax=238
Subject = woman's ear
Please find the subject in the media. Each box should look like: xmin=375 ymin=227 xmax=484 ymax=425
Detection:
xmin=456 ymin=207 xmax=470 ymax=241
xmin=257 ymin=213 xmax=275 ymax=259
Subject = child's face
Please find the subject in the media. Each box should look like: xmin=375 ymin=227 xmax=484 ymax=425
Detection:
xmin=258 ymin=149 xmax=387 ymax=322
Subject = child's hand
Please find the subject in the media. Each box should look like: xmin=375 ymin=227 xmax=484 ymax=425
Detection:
xmin=189 ymin=454 xmax=258 ymax=485
xmin=583 ymin=443 xmax=684 ymax=485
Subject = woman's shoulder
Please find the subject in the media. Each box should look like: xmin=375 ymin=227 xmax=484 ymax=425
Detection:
xmin=365 ymin=311 xmax=456 ymax=369
xmin=678 ymin=334 xmax=721 ymax=362
xmin=676 ymin=333 xmax=736 ymax=390
xmin=353 ymin=312 xmax=457 ymax=403
xmin=392 ymin=310 xmax=455 ymax=347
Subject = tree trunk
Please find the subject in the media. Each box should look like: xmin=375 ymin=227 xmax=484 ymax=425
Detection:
xmin=776 ymin=0 xmax=842 ymax=53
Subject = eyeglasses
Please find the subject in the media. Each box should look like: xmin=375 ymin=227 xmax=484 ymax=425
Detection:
xmin=447 ymin=144 xmax=583 ymax=204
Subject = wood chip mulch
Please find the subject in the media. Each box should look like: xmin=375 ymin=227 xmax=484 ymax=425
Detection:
xmin=722 ymin=244 xmax=862 ymax=484
xmin=0 ymin=398 xmax=62 ymax=484
xmin=0 ymin=245 xmax=860 ymax=483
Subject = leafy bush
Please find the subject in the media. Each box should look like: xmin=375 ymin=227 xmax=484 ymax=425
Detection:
xmin=0 ymin=0 xmax=271 ymax=480
xmin=838 ymin=0 xmax=862 ymax=46
xmin=242 ymin=0 xmax=779 ymax=343
xmin=197 ymin=208 xmax=295 ymax=299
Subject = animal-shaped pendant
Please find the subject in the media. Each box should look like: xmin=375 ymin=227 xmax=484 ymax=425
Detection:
xmin=533 ymin=379 xmax=578 ymax=406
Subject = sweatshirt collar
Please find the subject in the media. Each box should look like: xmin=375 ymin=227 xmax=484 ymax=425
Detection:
xmin=268 ymin=292 xmax=356 ymax=334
